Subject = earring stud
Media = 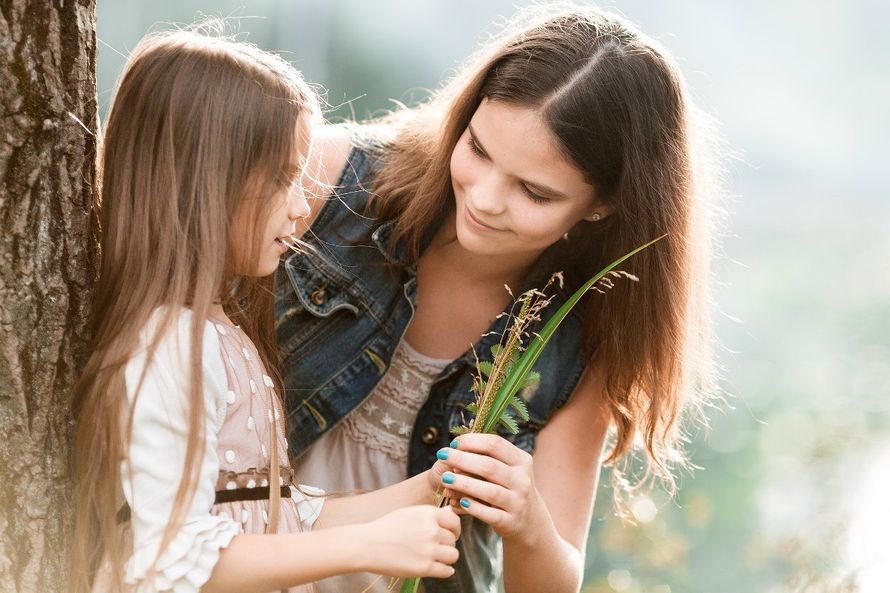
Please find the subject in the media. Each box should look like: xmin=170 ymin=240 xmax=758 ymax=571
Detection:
xmin=591 ymin=213 xmax=601 ymax=222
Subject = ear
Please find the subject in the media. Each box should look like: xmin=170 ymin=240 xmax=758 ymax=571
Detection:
xmin=582 ymin=202 xmax=613 ymax=222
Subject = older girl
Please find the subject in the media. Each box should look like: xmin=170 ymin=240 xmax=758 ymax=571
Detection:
xmin=279 ymin=5 xmax=719 ymax=593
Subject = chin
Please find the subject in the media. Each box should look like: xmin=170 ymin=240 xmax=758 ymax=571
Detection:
xmin=455 ymin=222 xmax=492 ymax=253
xmin=456 ymin=228 xmax=512 ymax=257
xmin=254 ymin=258 xmax=280 ymax=278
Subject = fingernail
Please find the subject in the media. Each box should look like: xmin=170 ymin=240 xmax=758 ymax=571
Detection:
xmin=442 ymin=472 xmax=456 ymax=485
xmin=436 ymin=448 xmax=449 ymax=460
xmin=460 ymin=498 xmax=471 ymax=509
xmin=450 ymin=439 xmax=459 ymax=449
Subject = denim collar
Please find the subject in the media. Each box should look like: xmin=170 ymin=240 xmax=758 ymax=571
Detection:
xmin=370 ymin=219 xmax=409 ymax=266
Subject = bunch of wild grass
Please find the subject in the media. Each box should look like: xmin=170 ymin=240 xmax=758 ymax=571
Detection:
xmin=457 ymin=236 xmax=664 ymax=439
xmin=454 ymin=275 xmax=559 ymax=438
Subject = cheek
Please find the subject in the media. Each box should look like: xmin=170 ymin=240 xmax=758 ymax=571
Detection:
xmin=450 ymin=142 xmax=478 ymax=196
xmin=512 ymin=203 xmax=586 ymax=242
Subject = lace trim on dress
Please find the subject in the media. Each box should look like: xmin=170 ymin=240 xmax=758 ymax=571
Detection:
xmin=340 ymin=340 xmax=449 ymax=461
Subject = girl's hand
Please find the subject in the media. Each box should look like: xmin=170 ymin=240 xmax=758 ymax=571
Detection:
xmin=356 ymin=505 xmax=461 ymax=578
xmin=436 ymin=434 xmax=548 ymax=544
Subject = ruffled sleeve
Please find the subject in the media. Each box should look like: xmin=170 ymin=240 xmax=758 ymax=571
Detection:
xmin=121 ymin=308 xmax=240 ymax=593
xmin=290 ymin=484 xmax=325 ymax=531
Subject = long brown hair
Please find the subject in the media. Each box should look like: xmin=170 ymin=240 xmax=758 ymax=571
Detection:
xmin=70 ymin=24 xmax=317 ymax=592
xmin=370 ymin=5 xmax=722 ymax=503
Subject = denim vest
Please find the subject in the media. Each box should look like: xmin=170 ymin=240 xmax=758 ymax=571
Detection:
xmin=275 ymin=145 xmax=589 ymax=593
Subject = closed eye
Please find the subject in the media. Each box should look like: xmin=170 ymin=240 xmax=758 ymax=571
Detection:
xmin=467 ymin=136 xmax=486 ymax=158
xmin=521 ymin=184 xmax=551 ymax=204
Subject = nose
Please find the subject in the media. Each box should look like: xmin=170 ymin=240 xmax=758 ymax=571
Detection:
xmin=468 ymin=170 xmax=506 ymax=215
xmin=288 ymin=181 xmax=311 ymax=221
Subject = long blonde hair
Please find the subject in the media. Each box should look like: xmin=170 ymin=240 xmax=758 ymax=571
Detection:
xmin=369 ymin=5 xmax=723 ymax=503
xmin=70 ymin=25 xmax=318 ymax=592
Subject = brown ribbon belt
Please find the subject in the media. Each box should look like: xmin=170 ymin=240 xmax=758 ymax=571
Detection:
xmin=116 ymin=485 xmax=291 ymax=524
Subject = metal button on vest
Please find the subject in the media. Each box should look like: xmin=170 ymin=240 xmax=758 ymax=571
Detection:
xmin=310 ymin=288 xmax=326 ymax=306
xmin=420 ymin=426 xmax=438 ymax=445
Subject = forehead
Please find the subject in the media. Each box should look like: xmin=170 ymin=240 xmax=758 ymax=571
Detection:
xmin=468 ymin=99 xmax=592 ymax=197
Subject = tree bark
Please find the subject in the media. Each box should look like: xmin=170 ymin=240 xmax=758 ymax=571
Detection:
xmin=0 ymin=1 xmax=97 ymax=591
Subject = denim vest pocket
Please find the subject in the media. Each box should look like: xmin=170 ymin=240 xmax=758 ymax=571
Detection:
xmin=276 ymin=251 xmax=363 ymax=362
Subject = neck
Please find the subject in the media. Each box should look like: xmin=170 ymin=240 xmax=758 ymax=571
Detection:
xmin=425 ymin=211 xmax=541 ymax=291
xmin=208 ymin=302 xmax=232 ymax=324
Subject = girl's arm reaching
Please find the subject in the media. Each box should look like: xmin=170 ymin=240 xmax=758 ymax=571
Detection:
xmin=204 ymin=506 xmax=460 ymax=593
xmin=312 ymin=463 xmax=449 ymax=529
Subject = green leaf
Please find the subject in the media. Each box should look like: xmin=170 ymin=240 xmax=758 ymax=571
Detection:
xmin=519 ymin=371 xmax=541 ymax=389
xmin=399 ymin=577 xmax=421 ymax=593
xmin=480 ymin=235 xmax=665 ymax=434
xmin=478 ymin=361 xmax=493 ymax=377
xmin=498 ymin=414 xmax=519 ymax=434
xmin=510 ymin=397 xmax=530 ymax=421
xmin=450 ymin=425 xmax=470 ymax=436
xmin=490 ymin=344 xmax=502 ymax=358
xmin=462 ymin=403 xmax=478 ymax=414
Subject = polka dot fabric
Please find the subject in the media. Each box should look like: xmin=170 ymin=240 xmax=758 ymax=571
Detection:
xmin=208 ymin=319 xmax=323 ymax=593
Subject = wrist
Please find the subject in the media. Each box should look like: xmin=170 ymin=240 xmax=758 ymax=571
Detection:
xmin=335 ymin=524 xmax=373 ymax=573
xmin=503 ymin=490 xmax=550 ymax=549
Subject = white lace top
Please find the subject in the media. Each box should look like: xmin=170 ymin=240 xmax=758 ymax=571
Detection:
xmin=293 ymin=338 xmax=450 ymax=593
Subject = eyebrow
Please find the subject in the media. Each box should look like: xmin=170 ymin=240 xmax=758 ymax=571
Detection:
xmin=468 ymin=124 xmax=567 ymax=198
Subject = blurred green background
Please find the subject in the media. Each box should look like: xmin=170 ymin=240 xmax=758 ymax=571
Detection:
xmin=97 ymin=2 xmax=890 ymax=592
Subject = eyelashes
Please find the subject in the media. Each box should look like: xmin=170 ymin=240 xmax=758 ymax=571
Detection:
xmin=467 ymin=136 xmax=485 ymax=158
xmin=521 ymin=185 xmax=550 ymax=205
xmin=278 ymin=165 xmax=304 ymax=190
xmin=466 ymin=136 xmax=550 ymax=204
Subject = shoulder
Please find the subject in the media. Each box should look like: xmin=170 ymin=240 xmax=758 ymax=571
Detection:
xmin=297 ymin=124 xmax=368 ymax=234
xmin=313 ymin=123 xmax=390 ymax=186
xmin=135 ymin=306 xmax=220 ymax=357
xmin=125 ymin=306 xmax=227 ymax=410
xmin=297 ymin=124 xmax=391 ymax=237
xmin=307 ymin=124 xmax=355 ymax=197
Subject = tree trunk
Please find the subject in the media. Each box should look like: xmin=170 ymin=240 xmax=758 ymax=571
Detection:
xmin=0 ymin=1 xmax=97 ymax=591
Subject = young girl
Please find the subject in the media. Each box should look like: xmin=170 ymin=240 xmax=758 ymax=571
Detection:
xmin=278 ymin=5 xmax=721 ymax=593
xmin=70 ymin=28 xmax=460 ymax=593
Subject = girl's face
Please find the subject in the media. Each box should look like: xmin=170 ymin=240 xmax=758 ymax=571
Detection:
xmin=232 ymin=121 xmax=312 ymax=277
xmin=450 ymin=99 xmax=598 ymax=260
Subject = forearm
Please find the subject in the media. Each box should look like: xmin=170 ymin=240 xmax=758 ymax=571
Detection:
xmin=202 ymin=526 xmax=367 ymax=593
xmin=315 ymin=470 xmax=438 ymax=529
xmin=502 ymin=512 xmax=584 ymax=593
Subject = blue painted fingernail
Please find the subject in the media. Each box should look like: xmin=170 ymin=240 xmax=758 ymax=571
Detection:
xmin=460 ymin=498 xmax=471 ymax=509
xmin=436 ymin=448 xmax=449 ymax=460
xmin=442 ymin=472 xmax=456 ymax=485
xmin=450 ymin=439 xmax=459 ymax=449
